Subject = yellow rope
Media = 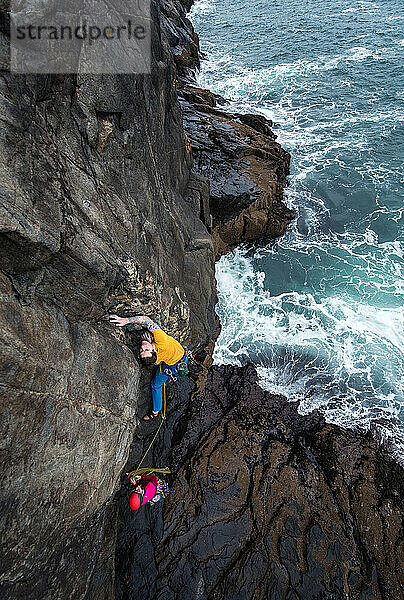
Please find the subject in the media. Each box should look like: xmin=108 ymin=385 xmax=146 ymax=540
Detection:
xmin=131 ymin=467 xmax=171 ymax=477
xmin=127 ymin=381 xmax=171 ymax=480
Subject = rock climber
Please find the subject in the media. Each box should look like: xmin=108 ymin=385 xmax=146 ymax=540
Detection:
xmin=129 ymin=473 xmax=158 ymax=510
xmin=129 ymin=473 xmax=170 ymax=510
xmin=109 ymin=314 xmax=189 ymax=421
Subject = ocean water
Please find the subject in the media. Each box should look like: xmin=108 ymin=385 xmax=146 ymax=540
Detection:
xmin=190 ymin=0 xmax=404 ymax=456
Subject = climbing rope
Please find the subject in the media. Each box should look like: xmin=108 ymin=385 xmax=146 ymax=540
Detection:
xmin=127 ymin=382 xmax=171 ymax=480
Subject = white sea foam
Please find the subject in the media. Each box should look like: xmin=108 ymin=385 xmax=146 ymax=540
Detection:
xmin=189 ymin=0 xmax=216 ymax=16
xmin=214 ymin=244 xmax=404 ymax=455
xmin=197 ymin=45 xmax=390 ymax=106
xmin=342 ymin=1 xmax=380 ymax=15
xmin=192 ymin=0 xmax=404 ymax=457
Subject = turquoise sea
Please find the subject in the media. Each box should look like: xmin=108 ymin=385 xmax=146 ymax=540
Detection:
xmin=190 ymin=0 xmax=404 ymax=457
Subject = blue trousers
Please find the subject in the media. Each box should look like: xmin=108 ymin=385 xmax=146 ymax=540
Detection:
xmin=151 ymin=359 xmax=188 ymax=413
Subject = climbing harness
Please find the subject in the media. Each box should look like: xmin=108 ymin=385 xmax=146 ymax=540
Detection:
xmin=148 ymin=478 xmax=170 ymax=504
xmin=163 ymin=348 xmax=193 ymax=381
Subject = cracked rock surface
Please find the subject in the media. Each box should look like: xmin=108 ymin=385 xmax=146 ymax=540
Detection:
xmin=0 ymin=1 xmax=215 ymax=597
xmin=129 ymin=364 xmax=403 ymax=600
xmin=179 ymin=86 xmax=295 ymax=258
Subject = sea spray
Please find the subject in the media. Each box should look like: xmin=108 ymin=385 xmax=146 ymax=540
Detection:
xmin=191 ymin=0 xmax=404 ymax=456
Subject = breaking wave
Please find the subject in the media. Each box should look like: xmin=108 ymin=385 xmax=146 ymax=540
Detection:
xmin=191 ymin=0 xmax=404 ymax=457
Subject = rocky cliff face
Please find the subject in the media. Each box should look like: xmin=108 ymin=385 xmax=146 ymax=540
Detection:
xmin=2 ymin=1 xmax=402 ymax=600
xmin=160 ymin=0 xmax=295 ymax=258
xmin=179 ymin=86 xmax=295 ymax=258
xmin=114 ymin=4 xmax=403 ymax=600
xmin=118 ymin=365 xmax=403 ymax=600
xmin=0 ymin=1 xmax=217 ymax=597
xmin=0 ymin=0 xmax=291 ymax=595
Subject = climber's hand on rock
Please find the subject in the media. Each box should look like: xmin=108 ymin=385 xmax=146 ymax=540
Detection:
xmin=109 ymin=314 xmax=129 ymax=327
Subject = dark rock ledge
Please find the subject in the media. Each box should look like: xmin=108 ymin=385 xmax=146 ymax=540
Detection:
xmin=117 ymin=364 xmax=404 ymax=600
xmin=164 ymin=365 xmax=404 ymax=600
xmin=180 ymin=86 xmax=295 ymax=258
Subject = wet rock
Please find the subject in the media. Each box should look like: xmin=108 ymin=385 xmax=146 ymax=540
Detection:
xmin=179 ymin=86 xmax=295 ymax=258
xmin=180 ymin=85 xmax=227 ymax=108
xmin=145 ymin=364 xmax=404 ymax=600
xmin=168 ymin=1 xmax=295 ymax=258
xmin=160 ymin=0 xmax=200 ymax=75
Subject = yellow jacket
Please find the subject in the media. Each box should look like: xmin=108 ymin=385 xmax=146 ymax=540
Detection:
xmin=153 ymin=329 xmax=184 ymax=365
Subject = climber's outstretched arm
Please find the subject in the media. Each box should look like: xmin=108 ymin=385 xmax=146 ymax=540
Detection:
xmin=109 ymin=314 xmax=159 ymax=332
